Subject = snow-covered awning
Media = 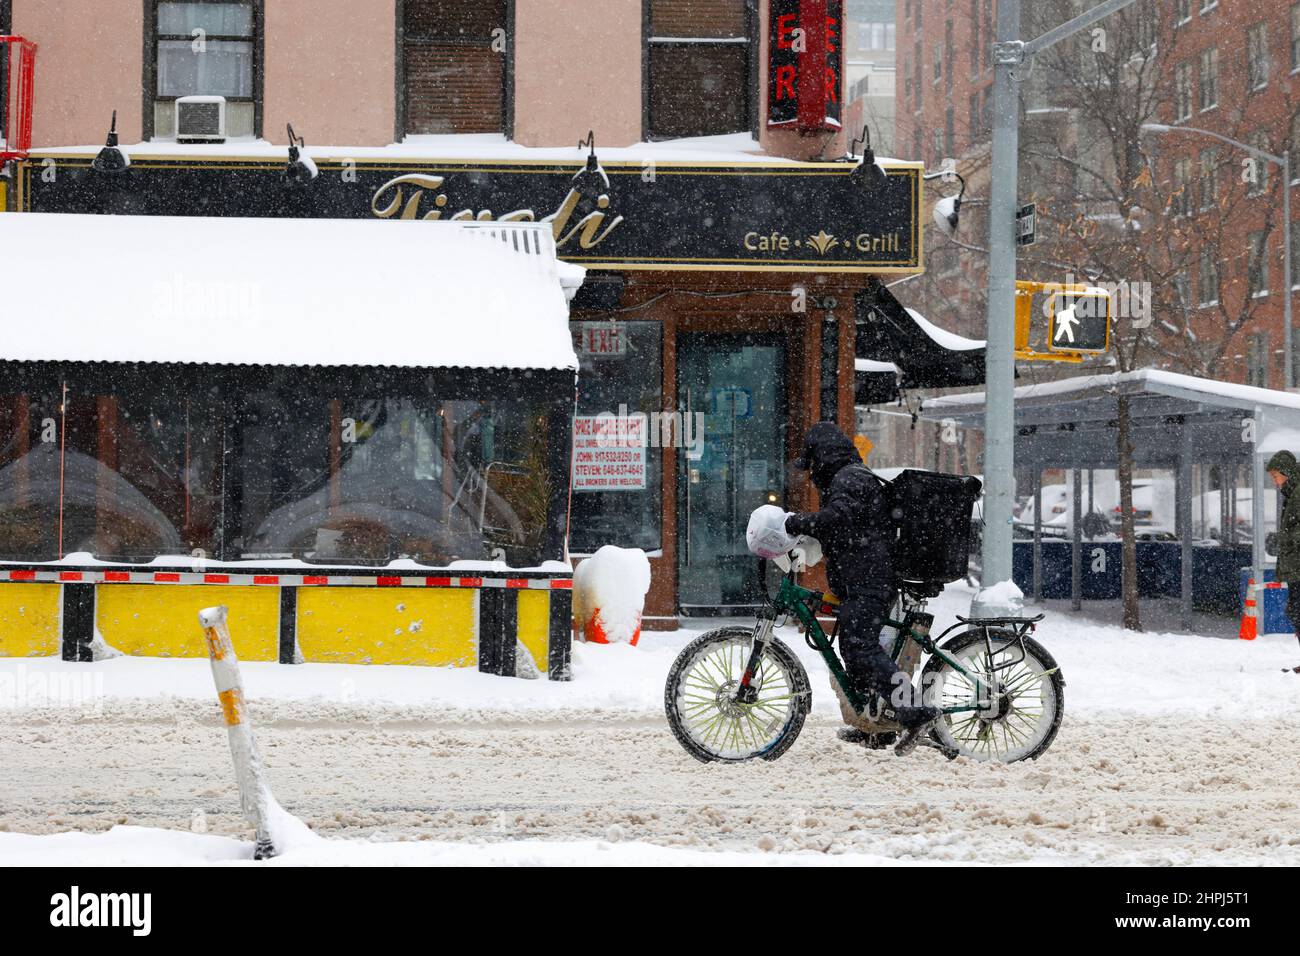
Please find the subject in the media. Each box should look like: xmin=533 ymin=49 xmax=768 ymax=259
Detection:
xmin=854 ymin=357 xmax=901 ymax=406
xmin=923 ymin=368 xmax=1300 ymax=423
xmin=855 ymin=279 xmax=987 ymax=391
xmin=0 ymin=214 xmax=582 ymax=371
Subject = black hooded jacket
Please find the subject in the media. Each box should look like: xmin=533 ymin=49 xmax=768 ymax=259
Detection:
xmin=785 ymin=423 xmax=895 ymax=601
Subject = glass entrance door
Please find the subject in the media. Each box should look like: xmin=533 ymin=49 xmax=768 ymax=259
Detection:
xmin=677 ymin=334 xmax=786 ymax=612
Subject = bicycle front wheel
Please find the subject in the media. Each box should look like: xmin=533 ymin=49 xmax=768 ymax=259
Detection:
xmin=664 ymin=626 xmax=811 ymax=763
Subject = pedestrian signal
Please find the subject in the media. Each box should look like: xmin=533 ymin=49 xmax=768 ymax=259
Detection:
xmin=1048 ymin=291 xmax=1111 ymax=354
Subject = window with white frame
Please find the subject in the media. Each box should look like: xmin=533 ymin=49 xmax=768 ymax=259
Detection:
xmin=1247 ymin=333 xmax=1269 ymax=388
xmin=1173 ymin=157 xmax=1192 ymax=217
xmin=1292 ymin=4 xmax=1300 ymax=71
xmin=858 ymin=21 xmax=894 ymax=52
xmin=1196 ymin=48 xmax=1216 ymax=111
xmin=1199 ymin=147 xmax=1219 ymax=210
xmin=1291 ymin=113 xmax=1300 ymax=182
xmin=1292 ymin=228 xmax=1300 ymax=289
xmin=1199 ymin=47 xmax=1218 ymax=111
xmin=1197 ymin=245 xmax=1219 ymax=306
xmin=147 ymin=1 xmax=260 ymax=139
xmin=1247 ymin=24 xmax=1270 ymax=91
xmin=1175 ymin=61 xmax=1193 ymax=122
xmin=1248 ymin=231 xmax=1271 ymax=298
xmin=1247 ymin=131 xmax=1271 ymax=197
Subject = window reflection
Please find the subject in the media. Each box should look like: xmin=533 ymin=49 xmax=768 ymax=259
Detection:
xmin=0 ymin=367 xmax=563 ymax=569
xmin=0 ymin=393 xmax=62 ymax=562
xmin=236 ymin=382 xmax=555 ymax=566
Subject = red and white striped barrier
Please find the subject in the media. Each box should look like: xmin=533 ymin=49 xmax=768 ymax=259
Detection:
xmin=6 ymin=568 xmax=573 ymax=589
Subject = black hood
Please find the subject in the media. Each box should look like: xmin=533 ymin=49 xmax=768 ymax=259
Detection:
xmin=795 ymin=422 xmax=862 ymax=494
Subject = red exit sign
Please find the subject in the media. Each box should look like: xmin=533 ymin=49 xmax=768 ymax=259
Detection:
xmin=768 ymin=0 xmax=843 ymax=134
xmin=580 ymin=322 xmax=626 ymax=356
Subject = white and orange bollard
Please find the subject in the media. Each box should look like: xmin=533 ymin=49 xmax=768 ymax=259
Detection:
xmin=199 ymin=605 xmax=283 ymax=859
xmin=1239 ymin=580 xmax=1258 ymax=641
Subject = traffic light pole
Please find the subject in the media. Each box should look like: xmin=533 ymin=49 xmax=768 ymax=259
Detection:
xmin=980 ymin=0 xmax=1139 ymax=599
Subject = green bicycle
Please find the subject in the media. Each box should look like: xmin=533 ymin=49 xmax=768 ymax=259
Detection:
xmin=665 ymin=564 xmax=1065 ymax=764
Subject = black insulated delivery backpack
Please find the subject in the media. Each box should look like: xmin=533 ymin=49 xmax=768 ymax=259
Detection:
xmin=870 ymin=469 xmax=983 ymax=584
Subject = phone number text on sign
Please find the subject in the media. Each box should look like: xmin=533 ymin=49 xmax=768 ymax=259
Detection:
xmin=573 ymin=414 xmax=648 ymax=492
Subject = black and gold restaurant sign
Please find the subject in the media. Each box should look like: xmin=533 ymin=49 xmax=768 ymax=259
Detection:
xmin=16 ymin=153 xmax=922 ymax=273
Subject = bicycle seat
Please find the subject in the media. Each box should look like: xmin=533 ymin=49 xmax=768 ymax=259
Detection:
xmin=899 ymin=580 xmax=945 ymax=599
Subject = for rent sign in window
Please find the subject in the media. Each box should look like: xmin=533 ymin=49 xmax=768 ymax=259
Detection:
xmin=573 ymin=415 xmax=648 ymax=491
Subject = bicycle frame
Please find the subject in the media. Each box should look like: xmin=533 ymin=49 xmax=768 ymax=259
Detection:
xmin=736 ymin=571 xmax=1016 ymax=719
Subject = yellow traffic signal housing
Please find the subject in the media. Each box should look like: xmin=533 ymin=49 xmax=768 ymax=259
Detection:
xmin=1014 ymin=279 xmax=1112 ymax=363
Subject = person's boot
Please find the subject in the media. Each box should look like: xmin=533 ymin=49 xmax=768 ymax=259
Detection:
xmin=836 ymin=727 xmax=898 ymax=749
xmin=893 ymin=705 xmax=943 ymax=756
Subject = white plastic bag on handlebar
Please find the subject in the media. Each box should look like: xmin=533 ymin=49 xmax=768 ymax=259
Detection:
xmin=746 ymin=505 xmax=796 ymax=559
xmin=789 ymin=536 xmax=823 ymax=572
xmin=775 ymin=536 xmax=824 ymax=572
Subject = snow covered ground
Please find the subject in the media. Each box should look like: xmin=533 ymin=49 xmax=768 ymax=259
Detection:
xmin=3 ymin=584 xmax=1299 ymax=866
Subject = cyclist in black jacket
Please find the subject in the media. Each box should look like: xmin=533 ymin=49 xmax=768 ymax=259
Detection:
xmin=785 ymin=422 xmax=940 ymax=750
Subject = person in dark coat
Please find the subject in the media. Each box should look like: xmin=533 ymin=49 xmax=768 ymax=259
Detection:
xmin=785 ymin=422 xmax=941 ymax=735
xmin=1266 ymin=450 xmax=1300 ymax=673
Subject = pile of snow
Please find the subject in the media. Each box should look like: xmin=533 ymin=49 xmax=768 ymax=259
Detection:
xmin=971 ymin=579 xmax=1026 ymax=618
xmin=573 ymin=546 xmax=651 ymax=645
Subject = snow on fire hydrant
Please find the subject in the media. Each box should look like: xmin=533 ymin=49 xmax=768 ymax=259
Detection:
xmin=573 ymin=546 xmax=651 ymax=646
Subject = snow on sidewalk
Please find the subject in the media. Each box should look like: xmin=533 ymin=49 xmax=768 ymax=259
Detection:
xmin=2 ymin=583 xmax=1297 ymax=721
xmin=0 ymin=826 xmax=931 ymax=867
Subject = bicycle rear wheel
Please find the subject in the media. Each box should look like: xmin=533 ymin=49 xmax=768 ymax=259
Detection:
xmin=922 ymin=628 xmax=1064 ymax=763
xmin=665 ymin=626 xmax=811 ymax=763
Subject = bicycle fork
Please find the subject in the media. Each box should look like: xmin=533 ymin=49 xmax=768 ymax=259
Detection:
xmin=733 ymin=611 xmax=776 ymax=705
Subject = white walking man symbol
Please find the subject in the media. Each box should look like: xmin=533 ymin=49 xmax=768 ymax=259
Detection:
xmin=1054 ymin=301 xmax=1081 ymax=345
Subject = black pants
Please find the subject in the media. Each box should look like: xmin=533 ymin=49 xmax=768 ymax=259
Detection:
xmin=837 ymin=591 xmax=921 ymax=709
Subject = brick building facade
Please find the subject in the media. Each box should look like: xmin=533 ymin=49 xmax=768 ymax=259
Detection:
xmin=897 ymin=0 xmax=1300 ymax=392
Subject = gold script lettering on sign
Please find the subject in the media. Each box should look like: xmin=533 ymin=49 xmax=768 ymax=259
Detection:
xmin=546 ymin=192 xmax=624 ymax=250
xmin=370 ymin=174 xmax=624 ymax=249
xmin=371 ymin=174 xmax=447 ymax=220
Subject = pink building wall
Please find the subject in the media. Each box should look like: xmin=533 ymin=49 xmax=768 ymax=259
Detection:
xmin=263 ymin=0 xmax=395 ymax=147
xmin=14 ymin=0 xmax=143 ymax=147
xmin=10 ymin=0 xmax=847 ymax=157
xmin=513 ymin=0 xmax=642 ymax=148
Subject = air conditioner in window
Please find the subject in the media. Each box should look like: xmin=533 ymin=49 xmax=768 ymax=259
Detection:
xmin=175 ymin=95 xmax=227 ymax=142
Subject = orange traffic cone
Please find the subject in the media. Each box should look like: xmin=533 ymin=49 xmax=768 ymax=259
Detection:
xmin=1239 ymin=579 xmax=1258 ymax=641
